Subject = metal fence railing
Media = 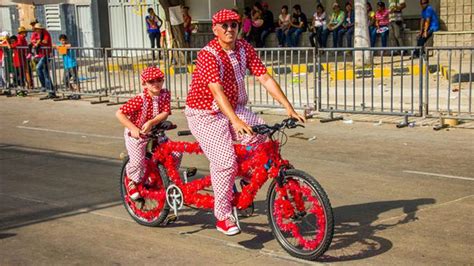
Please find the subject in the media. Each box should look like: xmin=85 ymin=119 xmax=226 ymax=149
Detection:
xmin=317 ymin=47 xmax=424 ymax=116
xmin=1 ymin=45 xmax=473 ymax=118
xmin=424 ymin=47 xmax=473 ymax=118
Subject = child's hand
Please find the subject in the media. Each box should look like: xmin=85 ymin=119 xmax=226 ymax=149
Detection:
xmin=141 ymin=121 xmax=154 ymax=135
xmin=130 ymin=128 xmax=141 ymax=139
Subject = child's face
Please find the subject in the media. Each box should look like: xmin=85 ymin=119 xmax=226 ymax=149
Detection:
xmin=60 ymin=38 xmax=67 ymax=45
xmin=144 ymin=78 xmax=164 ymax=95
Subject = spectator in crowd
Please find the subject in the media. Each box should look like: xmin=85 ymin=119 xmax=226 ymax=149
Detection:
xmin=241 ymin=7 xmax=253 ymax=42
xmin=367 ymin=2 xmax=376 ymax=32
xmin=0 ymin=32 xmax=7 ymax=88
xmin=56 ymin=34 xmax=80 ymax=99
xmin=371 ymin=1 xmax=390 ymax=47
xmin=322 ymin=3 xmax=344 ymax=48
xmin=338 ymin=2 xmax=355 ymax=47
xmin=389 ymin=0 xmax=406 ymax=48
xmin=276 ymin=5 xmax=291 ymax=47
xmin=413 ymin=0 xmax=439 ymax=58
xmin=16 ymin=26 xmax=32 ymax=92
xmin=31 ymin=23 xmax=55 ymax=99
xmin=251 ymin=2 xmax=264 ymax=47
xmin=9 ymin=35 xmax=26 ymax=92
xmin=0 ymin=33 xmax=14 ymax=89
xmin=183 ymin=6 xmax=192 ymax=47
xmin=287 ymin=4 xmax=307 ymax=47
xmin=260 ymin=2 xmax=274 ymax=48
xmin=145 ymin=8 xmax=163 ymax=60
xmin=309 ymin=4 xmax=326 ymax=48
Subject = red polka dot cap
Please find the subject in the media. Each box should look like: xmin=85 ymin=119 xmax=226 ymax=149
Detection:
xmin=140 ymin=66 xmax=165 ymax=82
xmin=212 ymin=9 xmax=240 ymax=26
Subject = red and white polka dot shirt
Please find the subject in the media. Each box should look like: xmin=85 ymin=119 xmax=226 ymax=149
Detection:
xmin=119 ymin=89 xmax=171 ymax=128
xmin=186 ymin=38 xmax=267 ymax=110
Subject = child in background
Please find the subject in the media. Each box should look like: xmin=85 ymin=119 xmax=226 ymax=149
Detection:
xmin=56 ymin=34 xmax=80 ymax=99
xmin=115 ymin=66 xmax=175 ymax=200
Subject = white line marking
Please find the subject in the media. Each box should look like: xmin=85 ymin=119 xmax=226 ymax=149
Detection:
xmin=403 ymin=170 xmax=474 ymax=181
xmin=17 ymin=126 xmax=122 ymax=140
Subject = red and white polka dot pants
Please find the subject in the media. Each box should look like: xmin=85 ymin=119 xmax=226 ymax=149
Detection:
xmin=124 ymin=129 xmax=182 ymax=183
xmin=124 ymin=129 xmax=148 ymax=183
xmin=185 ymin=105 xmax=266 ymax=221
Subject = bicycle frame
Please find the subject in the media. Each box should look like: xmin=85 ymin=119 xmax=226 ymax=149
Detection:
xmin=151 ymin=138 xmax=291 ymax=211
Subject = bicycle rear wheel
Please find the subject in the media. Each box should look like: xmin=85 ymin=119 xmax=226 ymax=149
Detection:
xmin=267 ymin=169 xmax=334 ymax=260
xmin=120 ymin=158 xmax=170 ymax=227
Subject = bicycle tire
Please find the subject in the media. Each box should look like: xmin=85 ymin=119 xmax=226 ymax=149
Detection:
xmin=120 ymin=158 xmax=170 ymax=227
xmin=266 ymin=169 xmax=334 ymax=260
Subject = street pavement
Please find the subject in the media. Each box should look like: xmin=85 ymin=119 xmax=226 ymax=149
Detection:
xmin=1 ymin=96 xmax=473 ymax=265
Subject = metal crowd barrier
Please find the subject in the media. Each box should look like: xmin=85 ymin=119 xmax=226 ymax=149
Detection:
xmin=317 ymin=47 xmax=424 ymax=116
xmin=1 ymin=45 xmax=473 ymax=119
xmin=424 ymin=47 xmax=473 ymax=118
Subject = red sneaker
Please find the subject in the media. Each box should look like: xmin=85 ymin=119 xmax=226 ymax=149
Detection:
xmin=216 ymin=217 xmax=240 ymax=236
xmin=127 ymin=181 xmax=141 ymax=200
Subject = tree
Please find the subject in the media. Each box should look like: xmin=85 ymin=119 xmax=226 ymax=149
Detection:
xmin=353 ymin=0 xmax=371 ymax=65
xmin=158 ymin=0 xmax=186 ymax=63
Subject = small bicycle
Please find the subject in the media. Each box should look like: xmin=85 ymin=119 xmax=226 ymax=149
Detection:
xmin=119 ymin=118 xmax=334 ymax=260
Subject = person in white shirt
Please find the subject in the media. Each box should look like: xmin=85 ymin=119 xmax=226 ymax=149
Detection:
xmin=275 ymin=5 xmax=291 ymax=47
xmin=309 ymin=4 xmax=326 ymax=48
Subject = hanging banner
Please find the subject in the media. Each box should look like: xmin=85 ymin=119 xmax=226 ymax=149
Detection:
xmin=169 ymin=5 xmax=184 ymax=25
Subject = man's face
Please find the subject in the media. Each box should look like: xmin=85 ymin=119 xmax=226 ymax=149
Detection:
xmin=213 ymin=20 xmax=239 ymax=44
xmin=60 ymin=38 xmax=67 ymax=45
xmin=420 ymin=1 xmax=428 ymax=9
xmin=333 ymin=5 xmax=340 ymax=12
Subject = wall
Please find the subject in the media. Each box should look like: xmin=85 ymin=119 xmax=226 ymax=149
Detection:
xmin=439 ymin=0 xmax=473 ymax=32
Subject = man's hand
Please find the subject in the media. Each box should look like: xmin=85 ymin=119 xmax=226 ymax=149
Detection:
xmin=232 ymin=118 xmax=254 ymax=136
xmin=288 ymin=109 xmax=306 ymax=123
xmin=130 ymin=128 xmax=141 ymax=139
xmin=141 ymin=120 xmax=155 ymax=135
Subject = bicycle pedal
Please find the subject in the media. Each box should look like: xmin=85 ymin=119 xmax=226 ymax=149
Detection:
xmin=164 ymin=214 xmax=178 ymax=225
xmin=185 ymin=167 xmax=197 ymax=177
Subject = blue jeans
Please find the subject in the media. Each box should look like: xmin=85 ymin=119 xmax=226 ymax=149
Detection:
xmin=184 ymin=31 xmax=191 ymax=45
xmin=309 ymin=27 xmax=324 ymax=47
xmin=36 ymin=57 xmax=54 ymax=94
xmin=370 ymin=27 xmax=389 ymax=47
xmin=338 ymin=27 xmax=354 ymax=47
xmin=276 ymin=28 xmax=286 ymax=46
xmin=260 ymin=29 xmax=271 ymax=48
xmin=414 ymin=30 xmax=434 ymax=57
xmin=322 ymin=27 xmax=342 ymax=48
xmin=287 ymin=28 xmax=304 ymax=47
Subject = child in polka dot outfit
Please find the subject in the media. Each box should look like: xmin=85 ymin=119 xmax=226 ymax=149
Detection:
xmin=116 ymin=66 xmax=171 ymax=200
xmin=185 ymin=9 xmax=305 ymax=236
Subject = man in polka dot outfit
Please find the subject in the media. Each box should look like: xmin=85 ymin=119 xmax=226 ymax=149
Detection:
xmin=116 ymin=66 xmax=172 ymax=201
xmin=185 ymin=9 xmax=305 ymax=236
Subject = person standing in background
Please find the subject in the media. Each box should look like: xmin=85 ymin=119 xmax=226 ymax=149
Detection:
xmin=146 ymin=8 xmax=163 ymax=60
xmin=389 ymin=0 xmax=406 ymax=48
xmin=183 ymin=6 xmax=192 ymax=47
xmin=260 ymin=2 xmax=274 ymax=48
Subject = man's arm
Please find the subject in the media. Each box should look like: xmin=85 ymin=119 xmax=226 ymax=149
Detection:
xmin=257 ymin=73 xmax=305 ymax=122
xmin=208 ymin=83 xmax=254 ymax=135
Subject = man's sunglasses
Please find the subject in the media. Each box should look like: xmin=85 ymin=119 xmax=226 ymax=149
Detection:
xmin=220 ymin=22 xmax=238 ymax=31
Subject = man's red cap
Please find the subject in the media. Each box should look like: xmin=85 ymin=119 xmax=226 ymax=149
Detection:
xmin=140 ymin=66 xmax=164 ymax=82
xmin=212 ymin=9 xmax=240 ymax=26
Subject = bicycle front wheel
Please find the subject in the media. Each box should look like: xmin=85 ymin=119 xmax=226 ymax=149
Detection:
xmin=267 ymin=169 xmax=334 ymax=260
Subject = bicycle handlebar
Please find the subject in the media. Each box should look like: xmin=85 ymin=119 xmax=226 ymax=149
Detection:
xmin=251 ymin=118 xmax=304 ymax=135
xmin=127 ymin=121 xmax=177 ymax=138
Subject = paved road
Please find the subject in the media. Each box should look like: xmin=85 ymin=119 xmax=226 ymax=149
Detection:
xmin=1 ymin=96 xmax=473 ymax=265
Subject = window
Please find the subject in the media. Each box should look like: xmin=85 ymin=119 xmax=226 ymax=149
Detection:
xmin=44 ymin=4 xmax=61 ymax=31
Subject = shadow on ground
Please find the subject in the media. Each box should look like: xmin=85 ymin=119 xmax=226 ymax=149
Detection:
xmin=0 ymin=144 xmax=122 ymax=231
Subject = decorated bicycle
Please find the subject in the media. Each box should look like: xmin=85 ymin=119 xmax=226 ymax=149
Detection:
xmin=120 ymin=119 xmax=334 ymax=260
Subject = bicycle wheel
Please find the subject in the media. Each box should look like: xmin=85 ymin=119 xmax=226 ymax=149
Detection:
xmin=267 ymin=169 xmax=334 ymax=260
xmin=120 ymin=157 xmax=170 ymax=227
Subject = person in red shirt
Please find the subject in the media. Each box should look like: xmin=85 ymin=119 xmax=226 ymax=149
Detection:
xmin=183 ymin=6 xmax=192 ymax=47
xmin=16 ymin=26 xmax=33 ymax=91
xmin=30 ymin=23 xmax=55 ymax=99
xmin=185 ymin=9 xmax=305 ymax=236
xmin=116 ymin=66 xmax=179 ymax=200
